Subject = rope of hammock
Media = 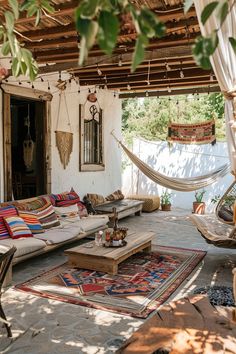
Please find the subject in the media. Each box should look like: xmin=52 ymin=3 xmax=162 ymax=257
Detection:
xmin=111 ymin=132 xmax=231 ymax=192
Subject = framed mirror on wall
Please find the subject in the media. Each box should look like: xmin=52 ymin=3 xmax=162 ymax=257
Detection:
xmin=79 ymin=101 xmax=104 ymax=172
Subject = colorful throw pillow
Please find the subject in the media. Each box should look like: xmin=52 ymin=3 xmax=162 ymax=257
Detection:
xmin=18 ymin=211 xmax=45 ymax=234
xmin=86 ymin=193 xmax=105 ymax=206
xmin=54 ymin=204 xmax=80 ymax=219
xmin=33 ymin=198 xmax=60 ymax=229
xmin=0 ymin=205 xmax=18 ymax=239
xmin=3 ymin=216 xmax=32 ymax=239
xmin=105 ymin=190 xmax=124 ymax=202
xmin=16 ymin=197 xmax=46 ymax=211
xmin=53 ymin=190 xmax=81 ymax=207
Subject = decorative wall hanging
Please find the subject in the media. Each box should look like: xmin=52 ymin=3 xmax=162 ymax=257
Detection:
xmin=167 ymin=119 xmax=216 ymax=145
xmin=55 ymin=91 xmax=73 ymax=169
xmin=23 ymin=105 xmax=35 ymax=169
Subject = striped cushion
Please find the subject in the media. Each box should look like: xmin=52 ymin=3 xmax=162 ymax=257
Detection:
xmin=52 ymin=190 xmax=81 ymax=207
xmin=33 ymin=199 xmax=60 ymax=229
xmin=3 ymin=216 xmax=32 ymax=239
xmin=19 ymin=211 xmax=45 ymax=234
xmin=0 ymin=206 xmax=18 ymax=239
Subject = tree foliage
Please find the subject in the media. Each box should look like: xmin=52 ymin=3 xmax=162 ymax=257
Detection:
xmin=0 ymin=1 xmax=235 ymax=80
xmin=122 ymin=93 xmax=225 ymax=144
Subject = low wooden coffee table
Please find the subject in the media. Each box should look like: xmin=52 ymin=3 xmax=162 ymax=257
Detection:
xmin=64 ymin=231 xmax=154 ymax=275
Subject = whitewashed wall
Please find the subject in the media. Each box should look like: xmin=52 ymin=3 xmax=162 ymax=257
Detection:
xmin=0 ymin=70 xmax=122 ymax=200
xmin=122 ymin=138 xmax=233 ymax=212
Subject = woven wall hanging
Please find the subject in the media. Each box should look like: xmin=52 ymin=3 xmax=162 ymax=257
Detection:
xmin=55 ymin=90 xmax=73 ymax=169
xmin=167 ymin=119 xmax=216 ymax=145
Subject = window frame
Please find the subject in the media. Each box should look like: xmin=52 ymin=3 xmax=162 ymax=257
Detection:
xmin=79 ymin=103 xmax=105 ymax=172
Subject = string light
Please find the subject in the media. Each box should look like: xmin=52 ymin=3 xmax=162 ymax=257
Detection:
xmin=146 ymin=60 xmax=151 ymax=86
xmin=94 ymin=88 xmax=97 ymax=94
xmin=97 ymin=64 xmax=102 ymax=76
xmin=18 ymin=80 xmax=22 ymax=85
xmin=78 ymin=88 xmax=80 ymax=94
xmin=88 ymin=88 xmax=91 ymax=93
xmin=104 ymin=84 xmax=108 ymax=90
xmin=59 ymin=71 xmax=61 ymax=80
xmin=40 ymin=77 xmax=44 ymax=82
xmin=165 ymin=61 xmax=171 ymax=71
xmin=167 ymin=86 xmax=171 ymax=93
xmin=118 ymin=55 xmax=123 ymax=67
xmin=47 ymin=81 xmax=50 ymax=91
xmin=31 ymin=83 xmax=34 ymax=89
xmin=127 ymin=82 xmax=131 ymax=90
xmin=179 ymin=61 xmax=184 ymax=78
xmin=114 ymin=92 xmax=116 ymax=98
xmin=210 ymin=72 xmax=214 ymax=81
xmin=146 ymin=90 xmax=149 ymax=97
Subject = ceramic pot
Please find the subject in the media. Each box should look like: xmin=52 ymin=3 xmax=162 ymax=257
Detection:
xmin=193 ymin=202 xmax=205 ymax=214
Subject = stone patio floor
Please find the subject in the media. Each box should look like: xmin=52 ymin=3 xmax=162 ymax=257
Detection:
xmin=1 ymin=208 xmax=235 ymax=353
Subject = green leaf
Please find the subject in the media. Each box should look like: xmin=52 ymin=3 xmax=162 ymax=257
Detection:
xmin=98 ymin=11 xmax=119 ymax=55
xmin=229 ymin=37 xmax=236 ymax=54
xmin=78 ymin=0 xmax=100 ymax=19
xmin=77 ymin=18 xmax=98 ymax=64
xmin=41 ymin=0 xmax=55 ymax=14
xmin=11 ymin=57 xmax=21 ymax=77
xmin=27 ymin=5 xmax=38 ymax=17
xmin=131 ymin=35 xmax=146 ymax=72
xmin=35 ymin=9 xmax=41 ymax=26
xmin=192 ymin=34 xmax=218 ymax=69
xmin=4 ymin=11 xmax=15 ymax=32
xmin=184 ymin=0 xmax=194 ymax=14
xmin=201 ymin=2 xmax=219 ymax=25
xmin=217 ymin=1 xmax=228 ymax=25
xmin=8 ymin=0 xmax=19 ymax=19
xmin=1 ymin=41 xmax=10 ymax=55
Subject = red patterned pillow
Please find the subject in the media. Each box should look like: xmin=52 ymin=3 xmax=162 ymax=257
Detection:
xmin=0 ymin=205 xmax=18 ymax=239
xmin=54 ymin=190 xmax=81 ymax=207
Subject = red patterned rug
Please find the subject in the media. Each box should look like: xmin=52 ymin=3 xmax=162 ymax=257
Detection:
xmin=15 ymin=246 xmax=206 ymax=318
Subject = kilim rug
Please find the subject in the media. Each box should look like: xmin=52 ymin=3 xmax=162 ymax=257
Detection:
xmin=15 ymin=246 xmax=206 ymax=318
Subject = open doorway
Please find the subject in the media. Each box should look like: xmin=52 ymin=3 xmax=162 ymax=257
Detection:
xmin=2 ymin=85 xmax=51 ymax=201
xmin=10 ymin=97 xmax=46 ymax=199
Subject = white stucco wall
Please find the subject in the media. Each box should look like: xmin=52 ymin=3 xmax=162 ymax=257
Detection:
xmin=0 ymin=71 xmax=122 ymax=200
xmin=122 ymin=138 xmax=233 ymax=212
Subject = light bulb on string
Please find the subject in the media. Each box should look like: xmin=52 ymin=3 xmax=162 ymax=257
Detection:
xmin=31 ymin=83 xmax=34 ymax=89
xmin=18 ymin=80 xmax=22 ymax=85
xmin=165 ymin=61 xmax=171 ymax=71
xmin=210 ymin=73 xmax=214 ymax=81
xmin=127 ymin=83 xmax=131 ymax=91
xmin=40 ymin=77 xmax=44 ymax=82
xmin=88 ymin=88 xmax=91 ymax=93
xmin=114 ymin=92 xmax=116 ymax=98
xmin=146 ymin=91 xmax=149 ymax=97
xmin=78 ymin=88 xmax=80 ymax=94
xmin=47 ymin=82 xmax=50 ymax=91
xmin=179 ymin=61 xmax=184 ymax=78
xmin=118 ymin=55 xmax=123 ymax=67
xmin=104 ymin=84 xmax=108 ymax=90
xmin=97 ymin=64 xmax=102 ymax=76
xmin=167 ymin=86 xmax=171 ymax=93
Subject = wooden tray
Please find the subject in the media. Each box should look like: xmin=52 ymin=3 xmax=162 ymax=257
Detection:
xmin=103 ymin=240 xmax=127 ymax=248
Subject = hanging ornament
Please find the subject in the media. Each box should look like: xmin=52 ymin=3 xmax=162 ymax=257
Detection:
xmin=23 ymin=105 xmax=34 ymax=169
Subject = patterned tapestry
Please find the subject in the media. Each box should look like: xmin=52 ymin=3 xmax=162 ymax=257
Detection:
xmin=167 ymin=119 xmax=216 ymax=145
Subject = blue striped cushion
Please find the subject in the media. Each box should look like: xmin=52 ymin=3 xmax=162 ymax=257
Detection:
xmin=18 ymin=211 xmax=45 ymax=234
xmin=3 ymin=216 xmax=33 ymax=239
xmin=0 ymin=205 xmax=18 ymax=239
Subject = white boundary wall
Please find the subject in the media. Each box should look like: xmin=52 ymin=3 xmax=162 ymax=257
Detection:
xmin=122 ymin=138 xmax=233 ymax=212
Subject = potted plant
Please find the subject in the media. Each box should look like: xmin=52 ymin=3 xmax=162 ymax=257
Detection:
xmin=161 ymin=191 xmax=172 ymax=211
xmin=193 ymin=190 xmax=206 ymax=214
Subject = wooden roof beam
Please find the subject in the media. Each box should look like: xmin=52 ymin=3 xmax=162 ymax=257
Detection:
xmin=38 ymin=46 xmax=193 ymax=74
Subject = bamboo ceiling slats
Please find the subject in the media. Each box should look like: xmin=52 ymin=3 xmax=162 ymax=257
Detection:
xmin=0 ymin=0 xmax=220 ymax=95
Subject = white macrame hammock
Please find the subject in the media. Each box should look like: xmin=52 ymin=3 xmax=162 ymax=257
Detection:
xmin=111 ymin=132 xmax=230 ymax=192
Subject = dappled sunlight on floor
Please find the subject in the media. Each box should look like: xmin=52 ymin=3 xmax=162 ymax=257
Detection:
xmin=1 ymin=209 xmax=235 ymax=353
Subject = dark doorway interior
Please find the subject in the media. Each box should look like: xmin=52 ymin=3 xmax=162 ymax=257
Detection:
xmin=11 ymin=97 xmax=46 ymax=200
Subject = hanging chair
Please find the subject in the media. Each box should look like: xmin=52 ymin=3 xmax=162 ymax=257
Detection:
xmin=190 ymin=180 xmax=236 ymax=248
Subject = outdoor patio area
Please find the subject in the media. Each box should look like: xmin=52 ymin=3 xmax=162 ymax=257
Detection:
xmin=1 ymin=208 xmax=235 ymax=354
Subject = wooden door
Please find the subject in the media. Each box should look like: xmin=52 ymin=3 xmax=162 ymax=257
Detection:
xmin=2 ymin=85 xmax=52 ymax=201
